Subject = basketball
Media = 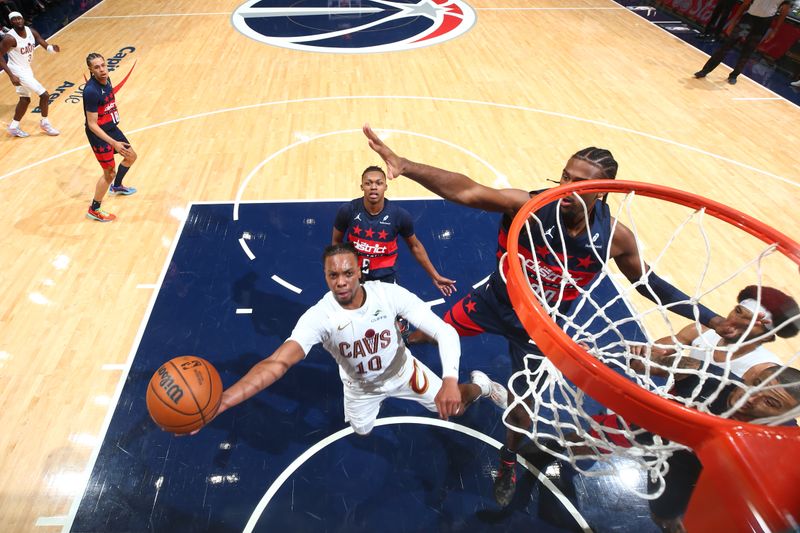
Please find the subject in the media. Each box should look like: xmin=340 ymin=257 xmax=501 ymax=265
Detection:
xmin=145 ymin=356 xmax=223 ymax=434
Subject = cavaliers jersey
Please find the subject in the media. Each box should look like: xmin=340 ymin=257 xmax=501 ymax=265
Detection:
xmin=6 ymin=27 xmax=36 ymax=75
xmin=496 ymin=190 xmax=612 ymax=311
xmin=288 ymin=281 xmax=459 ymax=384
xmin=333 ymin=198 xmax=414 ymax=280
xmin=83 ymin=77 xmax=120 ymax=131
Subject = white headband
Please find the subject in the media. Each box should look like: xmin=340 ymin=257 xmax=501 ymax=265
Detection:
xmin=739 ymin=298 xmax=774 ymax=330
xmin=8 ymin=12 xmax=22 ymax=20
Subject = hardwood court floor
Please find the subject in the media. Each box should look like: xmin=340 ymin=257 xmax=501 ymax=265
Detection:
xmin=0 ymin=0 xmax=797 ymax=530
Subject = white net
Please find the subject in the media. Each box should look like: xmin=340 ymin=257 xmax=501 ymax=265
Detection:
xmin=500 ymin=187 xmax=800 ymax=500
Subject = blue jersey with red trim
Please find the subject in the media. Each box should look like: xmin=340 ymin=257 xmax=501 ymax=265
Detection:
xmin=83 ymin=77 xmax=119 ymax=132
xmin=334 ymin=198 xmax=414 ymax=280
xmin=496 ymin=190 xmax=612 ymax=311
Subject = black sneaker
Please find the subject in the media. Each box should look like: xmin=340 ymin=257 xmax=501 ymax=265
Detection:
xmin=694 ymin=70 xmax=708 ymax=78
xmin=727 ymin=75 xmax=737 ymax=85
xmin=493 ymin=460 xmax=517 ymax=507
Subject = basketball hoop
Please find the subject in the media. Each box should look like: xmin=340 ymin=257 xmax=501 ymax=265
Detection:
xmin=504 ymin=180 xmax=800 ymax=532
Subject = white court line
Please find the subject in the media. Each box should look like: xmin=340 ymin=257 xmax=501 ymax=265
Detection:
xmin=236 ymin=308 xmax=253 ymax=314
xmin=426 ymin=298 xmax=446 ymax=306
xmin=238 ymin=237 xmax=256 ymax=260
xmin=732 ymin=97 xmax=783 ymax=101
xmin=472 ymin=274 xmax=491 ymax=289
xmin=101 ymin=363 xmax=126 ymax=371
xmin=61 ymin=202 xmax=194 ymax=533
xmin=271 ymin=275 xmax=303 ymax=294
xmin=81 ymin=12 xmax=229 ymax=19
xmin=35 ymin=516 xmax=67 ymax=527
xmin=136 ymin=283 xmax=156 ymax=289
xmin=1 ymin=96 xmax=796 ymax=188
xmin=651 ymin=20 xmax=683 ymax=24
xmin=243 ymin=416 xmax=591 ymax=533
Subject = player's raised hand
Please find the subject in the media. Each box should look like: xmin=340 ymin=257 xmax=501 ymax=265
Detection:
xmin=433 ymin=275 xmax=457 ymax=296
xmin=434 ymin=377 xmax=462 ymax=419
xmin=363 ymin=123 xmax=404 ymax=180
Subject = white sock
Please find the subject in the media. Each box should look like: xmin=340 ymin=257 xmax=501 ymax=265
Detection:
xmin=10 ymin=120 xmax=19 ymax=129
xmin=41 ymin=117 xmax=50 ymax=126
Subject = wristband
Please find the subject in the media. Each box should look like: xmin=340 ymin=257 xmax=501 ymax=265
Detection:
xmin=46 ymin=45 xmax=55 ymax=53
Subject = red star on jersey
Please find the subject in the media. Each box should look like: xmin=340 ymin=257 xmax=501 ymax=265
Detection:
xmin=576 ymin=255 xmax=594 ymax=268
xmin=378 ymin=230 xmax=388 ymax=240
xmin=465 ymin=300 xmax=477 ymax=313
xmin=352 ymin=225 xmax=362 ymax=235
xmin=364 ymin=228 xmax=375 ymax=238
xmin=535 ymin=245 xmax=550 ymax=258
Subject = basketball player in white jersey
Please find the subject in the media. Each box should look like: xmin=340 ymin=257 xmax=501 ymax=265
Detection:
xmin=0 ymin=11 xmax=59 ymax=137
xmin=201 ymin=243 xmax=505 ymax=436
xmin=636 ymin=285 xmax=799 ymax=384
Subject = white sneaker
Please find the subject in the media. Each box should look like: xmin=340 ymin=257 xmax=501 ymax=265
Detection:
xmin=791 ymin=79 xmax=800 ymax=88
xmin=8 ymin=126 xmax=29 ymax=137
xmin=470 ymin=370 xmax=508 ymax=409
xmin=40 ymin=122 xmax=60 ymax=136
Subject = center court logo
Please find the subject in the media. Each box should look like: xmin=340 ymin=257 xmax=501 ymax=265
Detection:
xmin=232 ymin=0 xmax=476 ymax=54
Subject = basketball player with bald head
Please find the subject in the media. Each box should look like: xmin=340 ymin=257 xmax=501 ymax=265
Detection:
xmin=363 ymin=123 xmax=726 ymax=507
xmin=203 ymin=243 xmax=505 ymax=437
xmin=0 ymin=11 xmax=60 ymax=137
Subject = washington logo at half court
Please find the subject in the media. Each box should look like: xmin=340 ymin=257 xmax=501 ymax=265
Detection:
xmin=232 ymin=0 xmax=476 ymax=53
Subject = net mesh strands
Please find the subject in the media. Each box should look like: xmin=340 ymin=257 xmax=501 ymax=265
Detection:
xmin=500 ymin=180 xmax=800 ymax=530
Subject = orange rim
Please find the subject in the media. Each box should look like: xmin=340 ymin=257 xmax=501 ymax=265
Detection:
xmin=506 ymin=179 xmax=800 ymax=440
xmin=505 ymin=180 xmax=800 ymax=529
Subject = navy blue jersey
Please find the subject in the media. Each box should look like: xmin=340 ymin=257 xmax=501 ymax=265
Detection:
xmin=334 ymin=198 xmax=414 ymax=281
xmin=83 ymin=77 xmax=119 ymax=132
xmin=496 ymin=190 xmax=612 ymax=312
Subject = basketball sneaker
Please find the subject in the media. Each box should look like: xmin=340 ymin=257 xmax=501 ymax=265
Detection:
xmin=109 ymin=184 xmax=137 ymax=195
xmin=40 ymin=121 xmax=59 ymax=136
xmin=7 ymin=126 xmax=29 ymax=137
xmin=493 ymin=459 xmax=517 ymax=507
xmin=791 ymin=79 xmax=800 ymax=88
xmin=87 ymin=207 xmax=117 ymax=222
xmin=470 ymin=370 xmax=508 ymax=409
xmin=693 ymin=70 xmax=708 ymax=79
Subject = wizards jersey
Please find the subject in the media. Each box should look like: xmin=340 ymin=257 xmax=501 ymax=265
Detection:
xmin=334 ymin=198 xmax=414 ymax=281
xmin=496 ymin=190 xmax=612 ymax=311
xmin=83 ymin=77 xmax=119 ymax=131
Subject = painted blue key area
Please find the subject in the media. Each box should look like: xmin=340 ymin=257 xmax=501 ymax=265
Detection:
xmin=71 ymin=200 xmax=657 ymax=532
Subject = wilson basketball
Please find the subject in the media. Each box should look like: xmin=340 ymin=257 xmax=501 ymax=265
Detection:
xmin=146 ymin=356 xmax=223 ymax=434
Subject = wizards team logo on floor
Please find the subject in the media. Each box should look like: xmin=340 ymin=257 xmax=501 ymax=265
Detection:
xmin=232 ymin=0 xmax=476 ymax=53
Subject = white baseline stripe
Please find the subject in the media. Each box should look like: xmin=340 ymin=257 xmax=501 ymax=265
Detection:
xmin=239 ymin=237 xmax=256 ymax=260
xmin=236 ymin=308 xmax=253 ymax=314
xmin=243 ymin=416 xmax=591 ymax=532
xmin=426 ymin=298 xmax=446 ymax=306
xmin=61 ymin=202 xmax=194 ymax=533
xmin=271 ymin=275 xmax=302 ymax=294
